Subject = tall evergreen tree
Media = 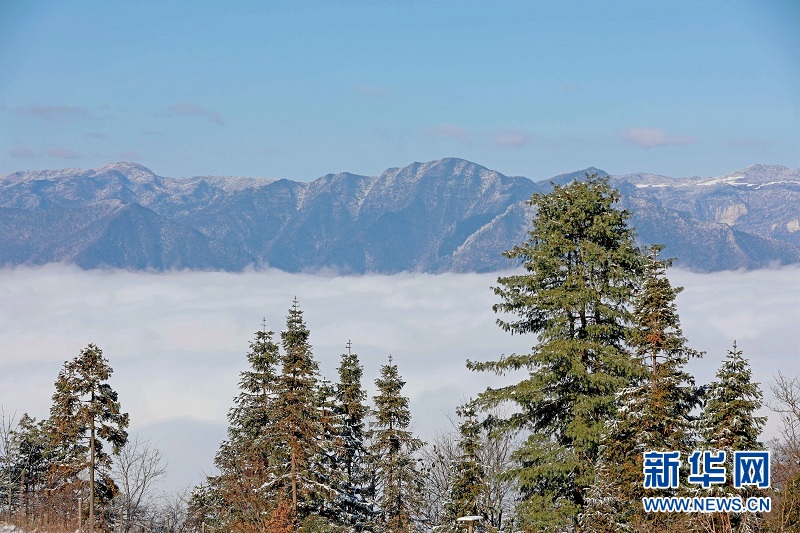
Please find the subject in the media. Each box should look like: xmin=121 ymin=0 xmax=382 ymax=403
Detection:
xmin=8 ymin=414 xmax=50 ymax=522
xmin=699 ymin=341 xmax=766 ymax=532
xmin=370 ymin=356 xmax=424 ymax=533
xmin=467 ymin=175 xmax=646 ymax=530
xmin=586 ymin=245 xmax=702 ymax=531
xmin=442 ymin=402 xmax=487 ymax=530
xmin=48 ymin=343 xmax=129 ymax=531
xmin=227 ymin=320 xmax=282 ymax=452
xmin=274 ymin=298 xmax=328 ymax=519
xmin=335 ymin=342 xmax=374 ymax=530
xmin=314 ymin=376 xmax=345 ymax=523
xmin=211 ymin=322 xmax=282 ymax=530
xmin=701 ymin=341 xmax=765 ymax=455
xmin=626 ymin=245 xmax=702 ymax=454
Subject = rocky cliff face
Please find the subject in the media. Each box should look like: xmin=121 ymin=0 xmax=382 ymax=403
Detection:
xmin=1 ymin=159 xmax=797 ymax=272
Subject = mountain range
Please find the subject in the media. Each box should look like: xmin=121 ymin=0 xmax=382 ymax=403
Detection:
xmin=1 ymin=158 xmax=798 ymax=273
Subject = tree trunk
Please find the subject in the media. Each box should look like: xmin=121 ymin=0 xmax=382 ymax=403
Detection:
xmin=90 ymin=400 xmax=96 ymax=533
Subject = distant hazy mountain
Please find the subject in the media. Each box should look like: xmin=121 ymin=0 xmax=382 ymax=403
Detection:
xmin=1 ymin=159 xmax=798 ymax=272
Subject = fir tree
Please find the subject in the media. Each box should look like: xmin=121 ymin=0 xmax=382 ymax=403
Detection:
xmin=314 ymin=376 xmax=344 ymax=523
xmin=699 ymin=341 xmax=766 ymax=532
xmin=335 ymin=342 xmax=374 ymax=530
xmin=8 ymin=414 xmax=50 ymax=521
xmin=701 ymin=341 xmax=765 ymax=454
xmin=370 ymin=356 xmax=424 ymax=533
xmin=467 ymin=175 xmax=646 ymax=530
xmin=586 ymin=245 xmax=702 ymax=531
xmin=442 ymin=402 xmax=487 ymax=530
xmin=186 ymin=482 xmax=222 ymax=531
xmin=625 ymin=245 xmax=702 ymax=463
xmin=227 ymin=320 xmax=282 ymax=452
xmin=211 ymin=321 xmax=282 ymax=529
xmin=274 ymin=298 xmax=328 ymax=519
xmin=48 ymin=343 xmax=129 ymax=531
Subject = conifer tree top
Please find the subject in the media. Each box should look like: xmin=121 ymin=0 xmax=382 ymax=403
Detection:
xmin=468 ymin=175 xmax=647 ymax=529
xmin=702 ymin=341 xmax=766 ymax=451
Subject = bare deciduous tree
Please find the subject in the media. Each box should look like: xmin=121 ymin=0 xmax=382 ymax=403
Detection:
xmin=419 ymin=431 xmax=459 ymax=527
xmin=158 ymin=488 xmax=192 ymax=532
xmin=481 ymin=427 xmax=517 ymax=530
xmin=419 ymin=415 xmax=518 ymax=531
xmin=113 ymin=435 xmax=167 ymax=532
xmin=771 ymin=372 xmax=800 ymax=466
xmin=767 ymin=372 xmax=800 ymax=532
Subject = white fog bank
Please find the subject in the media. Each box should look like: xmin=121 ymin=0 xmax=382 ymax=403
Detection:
xmin=0 ymin=265 xmax=797 ymax=492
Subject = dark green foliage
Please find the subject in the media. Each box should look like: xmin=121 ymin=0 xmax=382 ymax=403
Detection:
xmin=335 ymin=346 xmax=375 ymax=530
xmin=2 ymin=413 xmax=50 ymax=520
xmin=370 ymin=356 xmax=424 ymax=532
xmin=701 ymin=341 xmax=765 ymax=454
xmin=698 ymin=342 xmax=766 ymax=531
xmin=227 ymin=324 xmax=281 ymax=452
xmin=468 ymin=175 xmax=646 ymax=529
xmin=314 ymin=377 xmax=344 ymax=521
xmin=443 ymin=403 xmax=487 ymax=528
xmin=186 ymin=482 xmax=222 ymax=531
xmin=586 ymin=245 xmax=702 ymax=530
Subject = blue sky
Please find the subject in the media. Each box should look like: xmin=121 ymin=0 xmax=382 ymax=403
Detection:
xmin=1 ymin=0 xmax=798 ymax=180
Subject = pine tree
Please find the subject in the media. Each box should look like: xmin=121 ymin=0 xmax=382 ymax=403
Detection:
xmin=186 ymin=482 xmax=223 ymax=531
xmin=199 ymin=307 xmax=343 ymax=530
xmin=699 ymin=342 xmax=766 ymax=532
xmin=48 ymin=343 xmax=129 ymax=531
xmin=274 ymin=298 xmax=328 ymax=519
xmin=701 ymin=341 xmax=765 ymax=455
xmin=228 ymin=320 xmax=282 ymax=452
xmin=335 ymin=342 xmax=374 ymax=530
xmin=627 ymin=245 xmax=702 ymax=453
xmin=314 ymin=376 xmax=344 ymax=523
xmin=8 ymin=414 xmax=51 ymax=521
xmin=370 ymin=356 xmax=424 ymax=533
xmin=211 ymin=322 xmax=282 ymax=529
xmin=586 ymin=245 xmax=702 ymax=531
xmin=467 ymin=175 xmax=646 ymax=530
xmin=442 ymin=402 xmax=487 ymax=530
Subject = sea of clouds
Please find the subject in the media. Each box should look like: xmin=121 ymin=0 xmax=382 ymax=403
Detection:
xmin=0 ymin=265 xmax=797 ymax=493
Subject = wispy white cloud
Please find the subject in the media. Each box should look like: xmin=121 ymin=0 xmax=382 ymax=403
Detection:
xmin=160 ymin=102 xmax=225 ymax=126
xmin=15 ymin=104 xmax=91 ymax=121
xmin=620 ymin=126 xmax=695 ymax=148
